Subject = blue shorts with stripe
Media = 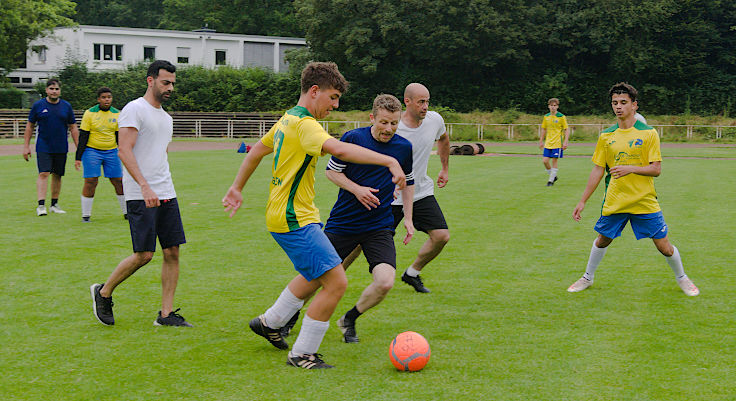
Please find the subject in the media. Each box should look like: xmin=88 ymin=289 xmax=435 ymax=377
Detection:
xmin=270 ymin=223 xmax=342 ymax=281
xmin=594 ymin=211 xmax=668 ymax=240
xmin=543 ymin=148 xmax=563 ymax=158
xmin=82 ymin=148 xmax=122 ymax=178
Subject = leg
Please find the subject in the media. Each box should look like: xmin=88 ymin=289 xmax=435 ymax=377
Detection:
xmin=81 ymin=177 xmax=98 ymax=219
xmin=653 ymin=236 xmax=699 ymax=296
xmin=160 ymin=245 xmax=180 ymax=317
xmin=354 ymin=264 xmax=395 ymax=313
xmin=37 ymin=172 xmax=50 ymax=201
xmin=568 ymin=234 xmax=612 ymax=292
xmin=341 ymin=245 xmax=362 ymax=270
xmin=551 ymin=158 xmax=559 ymax=169
xmin=542 ymin=156 xmax=551 ymax=170
xmin=110 ymin=177 xmax=124 ymax=195
xmin=100 ymin=251 xmax=154 ymax=297
xmin=50 ymin=173 xmax=62 ymax=199
xmin=411 ymin=228 xmax=450 ymax=272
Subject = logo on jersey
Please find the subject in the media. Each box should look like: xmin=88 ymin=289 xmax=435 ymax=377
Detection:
xmin=628 ymin=138 xmax=643 ymax=148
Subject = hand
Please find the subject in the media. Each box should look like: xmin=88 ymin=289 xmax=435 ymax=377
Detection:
xmin=75 ymin=160 xmax=81 ymax=171
xmin=388 ymin=161 xmax=406 ymax=189
xmin=22 ymin=146 xmax=31 ymax=161
xmin=572 ymin=201 xmax=585 ymax=222
xmin=141 ymin=185 xmax=160 ymax=208
xmin=563 ymin=141 xmax=569 ymax=150
xmin=609 ymin=165 xmax=634 ymax=178
xmin=402 ymin=220 xmax=415 ymax=245
xmin=222 ymin=186 xmax=243 ymax=217
xmin=352 ymin=186 xmax=380 ymax=210
xmin=437 ymin=169 xmax=448 ymax=188
xmin=538 ymin=141 xmax=544 ymax=150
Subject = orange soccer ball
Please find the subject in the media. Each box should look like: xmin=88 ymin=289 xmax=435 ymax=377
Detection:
xmin=389 ymin=331 xmax=431 ymax=371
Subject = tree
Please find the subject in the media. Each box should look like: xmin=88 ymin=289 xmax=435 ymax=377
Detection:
xmin=72 ymin=0 xmax=165 ymax=29
xmin=0 ymin=0 xmax=76 ymax=79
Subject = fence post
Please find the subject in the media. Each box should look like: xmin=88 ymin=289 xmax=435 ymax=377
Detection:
xmin=716 ymin=127 xmax=722 ymax=139
xmin=13 ymin=119 xmax=20 ymax=138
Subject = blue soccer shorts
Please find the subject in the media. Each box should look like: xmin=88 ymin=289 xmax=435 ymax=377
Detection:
xmin=594 ymin=211 xmax=668 ymax=240
xmin=543 ymin=148 xmax=564 ymax=158
xmin=270 ymin=223 xmax=342 ymax=281
xmin=82 ymin=148 xmax=123 ymax=178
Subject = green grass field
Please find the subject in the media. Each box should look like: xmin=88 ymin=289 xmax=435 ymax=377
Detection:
xmin=1 ymin=145 xmax=735 ymax=400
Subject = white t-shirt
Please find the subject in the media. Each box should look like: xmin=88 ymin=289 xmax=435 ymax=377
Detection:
xmin=393 ymin=110 xmax=446 ymax=205
xmin=118 ymin=97 xmax=176 ymax=201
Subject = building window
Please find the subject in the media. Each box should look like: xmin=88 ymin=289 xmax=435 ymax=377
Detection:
xmin=177 ymin=47 xmax=190 ymax=64
xmin=10 ymin=77 xmax=20 ymax=83
xmin=22 ymin=78 xmax=32 ymax=83
xmin=215 ymin=50 xmax=226 ymax=65
xmin=32 ymin=45 xmax=47 ymax=63
xmin=144 ymin=46 xmax=156 ymax=60
xmin=94 ymin=43 xmax=123 ymax=61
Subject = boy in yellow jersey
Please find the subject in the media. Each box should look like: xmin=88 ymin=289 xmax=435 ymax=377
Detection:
xmin=75 ymin=87 xmax=127 ymax=222
xmin=538 ymin=98 xmax=569 ymax=186
xmin=568 ymin=82 xmax=698 ymax=296
xmin=222 ymin=62 xmax=406 ymax=369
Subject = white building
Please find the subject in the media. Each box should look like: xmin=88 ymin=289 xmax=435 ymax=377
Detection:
xmin=8 ymin=25 xmax=307 ymax=89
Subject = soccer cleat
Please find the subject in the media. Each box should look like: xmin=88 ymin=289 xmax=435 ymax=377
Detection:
xmin=249 ymin=315 xmax=288 ymax=350
xmin=280 ymin=310 xmax=300 ymax=338
xmin=401 ymin=272 xmax=430 ymax=293
xmin=82 ymin=216 xmax=91 ymax=223
xmin=123 ymin=214 xmax=128 ymax=220
xmin=337 ymin=315 xmax=359 ymax=343
xmin=154 ymin=308 xmax=193 ymax=327
xmin=677 ymin=277 xmax=699 ymax=296
xmin=546 ymin=181 xmax=554 ymax=187
xmin=567 ymin=277 xmax=593 ymax=292
xmin=36 ymin=205 xmax=47 ymax=216
xmin=90 ymin=283 xmax=114 ymax=325
xmin=50 ymin=205 xmax=66 ymax=214
xmin=286 ymin=352 xmax=334 ymax=369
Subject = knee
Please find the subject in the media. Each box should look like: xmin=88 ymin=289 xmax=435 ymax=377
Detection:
xmin=162 ymin=247 xmax=180 ymax=262
xmin=136 ymin=252 xmax=154 ymax=265
xmin=376 ymin=279 xmax=394 ymax=294
xmin=38 ymin=172 xmax=50 ymax=179
xmin=433 ymin=230 xmax=450 ymax=246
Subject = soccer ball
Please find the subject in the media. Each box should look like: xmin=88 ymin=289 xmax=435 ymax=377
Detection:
xmin=389 ymin=331 xmax=431 ymax=371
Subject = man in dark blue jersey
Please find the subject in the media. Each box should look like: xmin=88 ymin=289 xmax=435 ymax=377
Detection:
xmin=323 ymin=94 xmax=415 ymax=343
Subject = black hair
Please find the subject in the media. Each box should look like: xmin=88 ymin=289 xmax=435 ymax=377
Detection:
xmin=96 ymin=87 xmax=112 ymax=97
xmin=609 ymin=82 xmax=638 ymax=102
xmin=146 ymin=60 xmax=176 ymax=78
xmin=46 ymin=79 xmax=60 ymax=87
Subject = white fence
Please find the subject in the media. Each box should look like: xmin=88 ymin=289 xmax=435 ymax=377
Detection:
xmin=2 ymin=118 xmax=734 ymax=140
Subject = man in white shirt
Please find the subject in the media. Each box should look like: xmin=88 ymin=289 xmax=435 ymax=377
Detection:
xmin=90 ymin=60 xmax=192 ymax=327
xmin=392 ymin=83 xmax=450 ymax=293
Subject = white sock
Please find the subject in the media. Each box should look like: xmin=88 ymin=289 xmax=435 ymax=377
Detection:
xmin=583 ymin=240 xmax=607 ymax=281
xmin=666 ymin=246 xmax=686 ymax=279
xmin=405 ymin=266 xmax=421 ymax=277
xmin=549 ymin=168 xmax=558 ymax=182
xmin=263 ymin=286 xmax=304 ymax=328
xmin=291 ymin=315 xmax=329 ymax=356
xmin=117 ymin=194 xmax=127 ymax=215
xmin=81 ymin=195 xmax=94 ymax=217
xmin=545 ymin=169 xmax=551 ymax=175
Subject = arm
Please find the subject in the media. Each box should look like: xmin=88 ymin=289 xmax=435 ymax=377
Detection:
xmin=75 ymin=129 xmax=90 ymax=170
xmin=436 ymin=133 xmax=449 ymax=188
xmin=609 ymin=161 xmax=660 ymax=178
xmin=538 ymin=128 xmax=546 ymax=150
xmin=118 ymin=127 xmax=159 ymax=208
xmin=69 ymin=123 xmax=79 ymax=147
xmin=222 ymin=141 xmax=273 ymax=217
xmin=324 ymin=170 xmax=379 ymax=210
xmin=23 ymin=122 xmax=34 ymax=161
xmin=399 ymin=184 xmax=415 ymax=245
xmin=572 ymin=165 xmax=606 ymax=222
xmin=562 ymin=128 xmax=570 ymax=150
xmin=321 ymin=138 xmax=405 ymax=189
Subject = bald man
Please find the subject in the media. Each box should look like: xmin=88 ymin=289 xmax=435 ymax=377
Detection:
xmin=390 ymin=83 xmax=450 ymax=293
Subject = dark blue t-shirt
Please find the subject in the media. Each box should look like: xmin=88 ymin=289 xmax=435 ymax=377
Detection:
xmin=324 ymin=126 xmax=414 ymax=235
xmin=28 ymin=98 xmax=76 ymax=153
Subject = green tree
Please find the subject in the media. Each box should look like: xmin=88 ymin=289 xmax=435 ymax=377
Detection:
xmin=0 ymin=0 xmax=76 ymax=79
xmin=72 ymin=0 xmax=165 ymax=29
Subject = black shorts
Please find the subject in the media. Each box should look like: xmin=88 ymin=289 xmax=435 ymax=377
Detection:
xmin=392 ymin=195 xmax=448 ymax=233
xmin=127 ymin=198 xmax=186 ymax=252
xmin=36 ymin=152 xmax=67 ymax=175
xmin=325 ymin=230 xmax=396 ymax=273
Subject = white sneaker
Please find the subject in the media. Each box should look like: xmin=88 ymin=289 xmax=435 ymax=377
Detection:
xmin=36 ymin=205 xmax=47 ymax=216
xmin=50 ymin=205 xmax=66 ymax=214
xmin=677 ymin=277 xmax=699 ymax=296
xmin=567 ymin=277 xmax=593 ymax=292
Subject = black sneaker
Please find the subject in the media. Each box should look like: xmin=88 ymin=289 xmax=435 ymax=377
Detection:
xmin=154 ymin=308 xmax=193 ymax=327
xmin=82 ymin=216 xmax=91 ymax=222
xmin=280 ymin=310 xmax=300 ymax=338
xmin=286 ymin=352 xmax=334 ymax=369
xmin=249 ymin=315 xmax=288 ymax=350
xmin=401 ymin=272 xmax=431 ymax=293
xmin=90 ymin=283 xmax=114 ymax=325
xmin=337 ymin=315 xmax=359 ymax=343
xmin=547 ymin=176 xmax=558 ymax=186
xmin=123 ymin=214 xmax=128 ymax=220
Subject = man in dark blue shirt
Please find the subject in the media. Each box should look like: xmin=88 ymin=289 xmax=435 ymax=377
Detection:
xmin=323 ymin=94 xmax=415 ymax=343
xmin=23 ymin=79 xmax=79 ymax=216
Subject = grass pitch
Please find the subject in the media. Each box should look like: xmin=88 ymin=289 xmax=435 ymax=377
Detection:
xmin=1 ymin=144 xmax=734 ymax=400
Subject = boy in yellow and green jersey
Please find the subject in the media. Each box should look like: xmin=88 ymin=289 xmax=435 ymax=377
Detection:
xmin=568 ymin=82 xmax=698 ymax=296
xmin=538 ymin=98 xmax=569 ymax=186
xmin=222 ymin=62 xmax=406 ymax=369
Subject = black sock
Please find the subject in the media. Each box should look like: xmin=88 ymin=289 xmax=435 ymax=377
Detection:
xmin=51 ymin=198 xmax=58 ymax=206
xmin=38 ymin=200 xmax=45 ymax=206
xmin=345 ymin=306 xmax=362 ymax=323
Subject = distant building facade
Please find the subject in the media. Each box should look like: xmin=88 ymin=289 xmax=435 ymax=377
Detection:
xmin=8 ymin=25 xmax=307 ymax=89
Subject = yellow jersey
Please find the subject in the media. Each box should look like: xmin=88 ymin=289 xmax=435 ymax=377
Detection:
xmin=80 ymin=105 xmax=120 ymax=150
xmin=261 ymin=106 xmax=333 ymax=233
xmin=592 ymin=121 xmax=662 ymax=216
xmin=541 ymin=112 xmax=568 ymax=149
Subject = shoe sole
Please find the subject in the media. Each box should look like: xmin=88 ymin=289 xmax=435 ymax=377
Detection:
xmin=90 ymin=284 xmax=113 ymax=326
xmin=249 ymin=316 xmax=289 ymax=350
xmin=401 ymin=277 xmax=430 ymax=293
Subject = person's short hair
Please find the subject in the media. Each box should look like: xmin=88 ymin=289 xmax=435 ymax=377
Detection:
xmin=372 ymin=94 xmax=402 ymax=116
xmin=609 ymin=82 xmax=638 ymax=102
xmin=96 ymin=87 xmax=112 ymax=97
xmin=548 ymin=98 xmax=559 ymax=105
xmin=300 ymin=62 xmax=348 ymax=94
xmin=46 ymin=79 xmax=60 ymax=87
xmin=146 ymin=60 xmax=176 ymax=79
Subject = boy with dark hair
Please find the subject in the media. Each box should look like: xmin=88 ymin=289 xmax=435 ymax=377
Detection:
xmin=538 ymin=97 xmax=570 ymax=186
